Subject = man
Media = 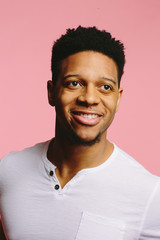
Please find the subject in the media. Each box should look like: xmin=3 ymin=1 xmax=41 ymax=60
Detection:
xmin=0 ymin=26 xmax=160 ymax=240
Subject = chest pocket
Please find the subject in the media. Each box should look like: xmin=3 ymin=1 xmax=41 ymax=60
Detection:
xmin=75 ymin=212 xmax=126 ymax=240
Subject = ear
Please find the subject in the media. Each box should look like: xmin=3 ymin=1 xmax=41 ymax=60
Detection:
xmin=116 ymin=88 xmax=123 ymax=112
xmin=47 ymin=80 xmax=55 ymax=106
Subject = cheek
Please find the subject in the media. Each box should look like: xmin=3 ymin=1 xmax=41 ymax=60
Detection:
xmin=60 ymin=91 xmax=77 ymax=106
xmin=102 ymin=97 xmax=118 ymax=111
xmin=55 ymin=95 xmax=75 ymax=117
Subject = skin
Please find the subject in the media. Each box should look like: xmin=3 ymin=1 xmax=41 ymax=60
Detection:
xmin=47 ymin=51 xmax=123 ymax=188
xmin=0 ymin=51 xmax=123 ymax=238
xmin=0 ymin=221 xmax=6 ymax=240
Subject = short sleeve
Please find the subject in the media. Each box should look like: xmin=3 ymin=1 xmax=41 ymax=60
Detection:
xmin=0 ymin=158 xmax=3 ymax=185
xmin=139 ymin=180 xmax=160 ymax=239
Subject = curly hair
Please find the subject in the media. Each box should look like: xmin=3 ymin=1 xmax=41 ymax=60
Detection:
xmin=51 ymin=26 xmax=125 ymax=87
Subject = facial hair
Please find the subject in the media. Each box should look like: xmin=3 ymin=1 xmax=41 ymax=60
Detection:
xmin=66 ymin=126 xmax=101 ymax=146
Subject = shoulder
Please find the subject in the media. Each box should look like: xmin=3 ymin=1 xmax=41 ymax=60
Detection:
xmin=0 ymin=140 xmax=50 ymax=181
xmin=112 ymin=144 xmax=160 ymax=195
xmin=115 ymin=144 xmax=159 ymax=179
xmin=0 ymin=140 xmax=49 ymax=165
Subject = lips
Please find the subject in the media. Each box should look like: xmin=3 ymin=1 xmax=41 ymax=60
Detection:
xmin=71 ymin=111 xmax=102 ymax=126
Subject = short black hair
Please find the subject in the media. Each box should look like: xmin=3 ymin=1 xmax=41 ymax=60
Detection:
xmin=51 ymin=26 xmax=125 ymax=87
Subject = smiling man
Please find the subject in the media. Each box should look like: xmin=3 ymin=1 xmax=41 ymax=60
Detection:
xmin=0 ymin=26 xmax=160 ymax=240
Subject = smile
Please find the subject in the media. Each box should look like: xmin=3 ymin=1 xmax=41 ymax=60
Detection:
xmin=76 ymin=113 xmax=99 ymax=119
xmin=71 ymin=111 xmax=102 ymax=126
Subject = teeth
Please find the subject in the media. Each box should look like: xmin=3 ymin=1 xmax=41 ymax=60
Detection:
xmin=78 ymin=113 xmax=98 ymax=119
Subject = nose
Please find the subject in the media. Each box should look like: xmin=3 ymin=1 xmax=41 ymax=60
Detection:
xmin=77 ymin=84 xmax=100 ymax=106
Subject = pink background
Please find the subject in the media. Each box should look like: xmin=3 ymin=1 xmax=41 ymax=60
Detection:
xmin=0 ymin=0 xmax=160 ymax=176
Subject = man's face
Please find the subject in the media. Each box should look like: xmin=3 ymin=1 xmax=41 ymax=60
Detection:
xmin=48 ymin=51 xmax=123 ymax=145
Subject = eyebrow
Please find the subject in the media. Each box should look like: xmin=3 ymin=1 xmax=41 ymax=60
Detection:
xmin=101 ymin=77 xmax=116 ymax=85
xmin=63 ymin=74 xmax=116 ymax=85
xmin=63 ymin=74 xmax=81 ymax=80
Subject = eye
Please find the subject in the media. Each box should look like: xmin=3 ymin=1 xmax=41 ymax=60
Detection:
xmin=70 ymin=81 xmax=80 ymax=86
xmin=101 ymin=85 xmax=112 ymax=91
xmin=65 ymin=80 xmax=81 ymax=88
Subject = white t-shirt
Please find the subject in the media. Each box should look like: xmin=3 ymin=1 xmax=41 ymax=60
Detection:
xmin=0 ymin=140 xmax=160 ymax=240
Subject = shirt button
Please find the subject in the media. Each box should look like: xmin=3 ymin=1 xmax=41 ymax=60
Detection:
xmin=55 ymin=184 xmax=60 ymax=190
xmin=50 ymin=170 xmax=54 ymax=176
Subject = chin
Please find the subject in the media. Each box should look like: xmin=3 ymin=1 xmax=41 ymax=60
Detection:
xmin=68 ymin=130 xmax=101 ymax=146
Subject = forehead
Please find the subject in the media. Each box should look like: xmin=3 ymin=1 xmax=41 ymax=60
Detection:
xmin=59 ymin=51 xmax=118 ymax=81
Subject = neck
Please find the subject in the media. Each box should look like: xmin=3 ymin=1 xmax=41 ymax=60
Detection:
xmin=47 ymin=124 xmax=113 ymax=187
xmin=47 ymin=125 xmax=113 ymax=188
